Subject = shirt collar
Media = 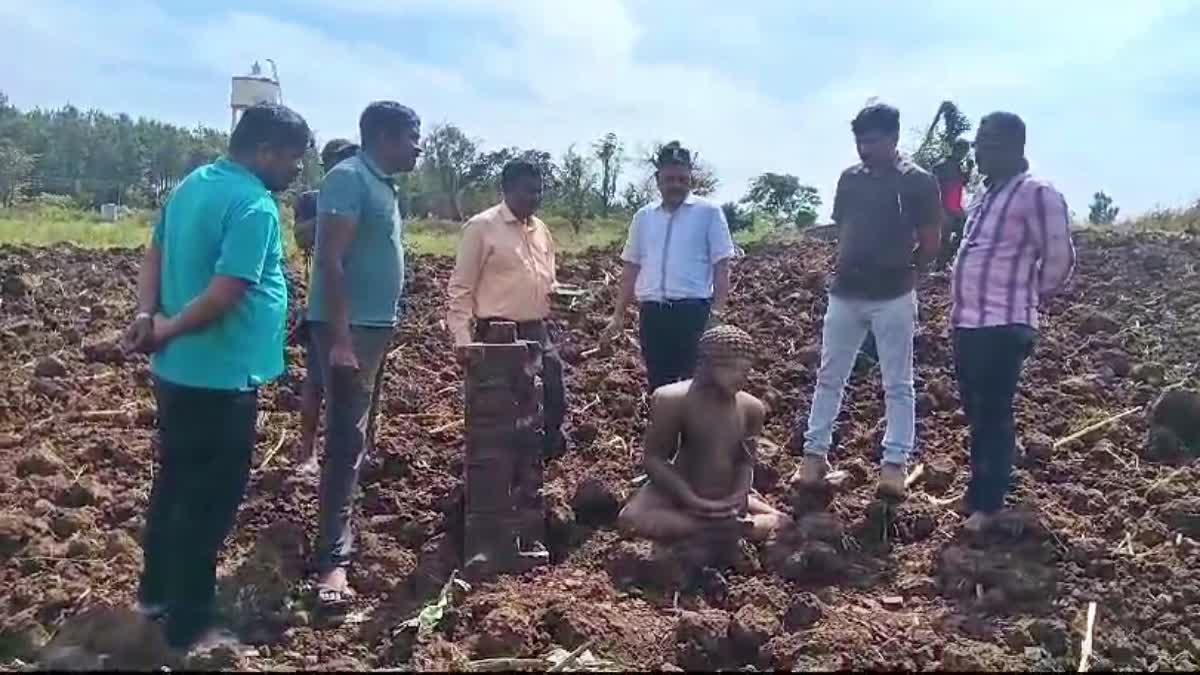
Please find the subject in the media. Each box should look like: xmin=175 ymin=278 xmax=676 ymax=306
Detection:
xmin=861 ymin=153 xmax=906 ymax=175
xmin=358 ymin=150 xmax=396 ymax=190
xmin=984 ymin=169 xmax=1030 ymax=191
xmin=499 ymin=201 xmax=535 ymax=227
xmin=216 ymin=157 xmax=268 ymax=191
xmin=656 ymin=192 xmax=697 ymax=212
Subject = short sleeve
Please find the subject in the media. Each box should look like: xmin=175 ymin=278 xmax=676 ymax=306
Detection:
xmin=620 ymin=212 xmax=642 ymax=264
xmin=317 ymin=166 xmax=363 ymax=221
xmin=911 ymin=171 xmax=943 ymax=228
xmin=831 ymin=174 xmax=848 ymax=224
xmin=215 ymin=198 xmax=278 ymax=283
xmin=708 ymin=204 xmax=736 ymax=264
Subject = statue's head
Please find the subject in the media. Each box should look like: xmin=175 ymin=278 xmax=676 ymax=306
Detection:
xmin=696 ymin=325 xmax=755 ymax=394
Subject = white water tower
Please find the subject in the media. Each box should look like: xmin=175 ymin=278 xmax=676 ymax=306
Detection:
xmin=230 ymin=60 xmax=282 ymax=133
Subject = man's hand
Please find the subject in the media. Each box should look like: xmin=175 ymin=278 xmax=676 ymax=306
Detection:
xmin=600 ymin=313 xmax=625 ymax=344
xmin=686 ymin=495 xmax=741 ymax=521
xmin=121 ymin=312 xmax=155 ymax=354
xmin=148 ymin=313 xmax=176 ymax=353
xmin=329 ymin=337 xmax=360 ymax=371
xmin=707 ymin=304 xmax=727 ymax=328
xmin=454 ymin=345 xmax=470 ymax=366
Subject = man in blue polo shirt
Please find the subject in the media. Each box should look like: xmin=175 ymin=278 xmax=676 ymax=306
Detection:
xmin=122 ymin=103 xmax=311 ymax=651
xmin=309 ymin=101 xmax=421 ymax=609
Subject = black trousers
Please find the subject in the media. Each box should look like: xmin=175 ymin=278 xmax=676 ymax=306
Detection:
xmin=139 ymin=378 xmax=257 ymax=648
xmin=638 ymin=299 xmax=712 ymax=392
xmin=474 ymin=318 xmax=565 ymax=447
xmin=953 ymin=325 xmax=1036 ymax=514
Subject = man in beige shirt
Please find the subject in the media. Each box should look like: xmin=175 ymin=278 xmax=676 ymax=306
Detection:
xmin=447 ymin=159 xmax=566 ymax=457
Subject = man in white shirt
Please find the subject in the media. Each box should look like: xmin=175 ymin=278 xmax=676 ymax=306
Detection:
xmin=603 ymin=141 xmax=736 ymax=392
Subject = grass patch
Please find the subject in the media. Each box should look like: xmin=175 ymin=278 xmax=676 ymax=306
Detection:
xmin=2 ymin=202 xmax=803 ymax=257
xmin=0 ymin=204 xmax=154 ymax=248
xmin=1125 ymin=202 xmax=1200 ymax=233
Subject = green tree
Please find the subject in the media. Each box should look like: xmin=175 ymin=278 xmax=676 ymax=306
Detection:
xmin=0 ymin=140 xmax=35 ymax=206
xmin=593 ymin=132 xmax=623 ymax=215
xmin=418 ymin=123 xmax=480 ymax=220
xmin=555 ymin=145 xmax=598 ymax=234
xmin=721 ymin=201 xmax=754 ymax=233
xmin=912 ymin=100 xmax=972 ymax=172
xmin=741 ymin=172 xmax=821 ymax=227
xmin=1088 ymin=191 xmax=1120 ymax=225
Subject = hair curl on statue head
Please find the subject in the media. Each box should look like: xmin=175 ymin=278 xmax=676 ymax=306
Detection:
xmin=697 ymin=325 xmax=755 ymax=364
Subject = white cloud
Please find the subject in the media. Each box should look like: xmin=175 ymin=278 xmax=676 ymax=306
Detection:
xmin=3 ymin=0 xmax=1197 ymax=217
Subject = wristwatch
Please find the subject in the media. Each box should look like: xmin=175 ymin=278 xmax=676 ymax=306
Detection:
xmin=135 ymin=311 xmax=152 ymax=322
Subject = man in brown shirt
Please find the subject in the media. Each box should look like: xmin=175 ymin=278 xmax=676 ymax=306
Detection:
xmin=447 ymin=159 xmax=566 ymax=457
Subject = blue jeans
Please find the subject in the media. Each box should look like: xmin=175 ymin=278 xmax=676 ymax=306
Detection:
xmin=804 ymin=292 xmax=917 ymax=467
xmin=954 ymin=325 xmax=1036 ymax=513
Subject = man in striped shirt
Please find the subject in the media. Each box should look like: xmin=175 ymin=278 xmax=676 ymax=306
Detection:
xmin=951 ymin=112 xmax=1075 ymax=532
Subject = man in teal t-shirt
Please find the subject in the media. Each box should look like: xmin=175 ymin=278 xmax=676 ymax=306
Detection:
xmin=122 ymin=103 xmax=312 ymax=653
xmin=309 ymin=100 xmax=421 ymax=609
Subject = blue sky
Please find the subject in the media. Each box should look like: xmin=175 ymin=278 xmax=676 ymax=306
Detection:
xmin=3 ymin=0 xmax=1198 ymax=218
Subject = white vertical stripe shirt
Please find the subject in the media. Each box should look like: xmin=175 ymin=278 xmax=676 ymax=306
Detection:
xmin=620 ymin=194 xmax=736 ymax=302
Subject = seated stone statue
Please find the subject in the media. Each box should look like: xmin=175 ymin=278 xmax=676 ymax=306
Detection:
xmin=618 ymin=325 xmax=792 ymax=542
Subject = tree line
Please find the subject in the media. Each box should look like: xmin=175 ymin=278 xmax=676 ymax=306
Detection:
xmin=0 ymin=92 xmax=228 ymax=208
xmin=0 ymin=92 xmax=826 ymax=230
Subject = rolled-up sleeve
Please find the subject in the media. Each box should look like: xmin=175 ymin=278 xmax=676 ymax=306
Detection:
xmin=620 ymin=213 xmax=643 ymax=265
xmin=708 ymin=204 xmax=736 ymax=264
xmin=1036 ymin=185 xmax=1075 ymax=296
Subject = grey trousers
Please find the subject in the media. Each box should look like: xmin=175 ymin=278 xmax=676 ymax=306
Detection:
xmin=309 ymin=323 xmax=394 ymax=573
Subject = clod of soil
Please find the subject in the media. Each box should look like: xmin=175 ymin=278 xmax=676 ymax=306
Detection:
xmin=923 ymin=458 xmax=957 ymax=494
xmin=29 ymin=377 xmax=69 ymax=402
xmin=1 ymin=273 xmax=32 ymax=298
xmin=1131 ymin=363 xmax=1166 ymax=386
xmin=474 ymin=605 xmax=533 ymax=658
xmin=16 ymin=446 xmax=67 ymax=477
xmin=81 ymin=339 xmax=125 ymax=365
xmin=728 ymin=604 xmax=780 ymax=664
xmin=33 ymin=356 xmax=68 ymax=378
xmin=571 ymin=478 xmax=621 ymax=527
xmin=783 ymin=593 xmax=823 ymax=630
xmin=1078 ymin=310 xmax=1120 ymax=335
xmin=1159 ymin=497 xmax=1200 ymax=538
xmin=1149 ymin=389 xmax=1200 ymax=455
xmin=38 ymin=606 xmax=171 ymax=671
xmin=675 ymin=610 xmax=731 ymax=671
xmin=605 ymin=539 xmax=684 ymax=593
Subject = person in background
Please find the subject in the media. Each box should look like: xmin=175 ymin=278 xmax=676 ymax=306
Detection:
xmin=308 ymin=101 xmax=421 ymax=610
xmin=951 ymin=112 xmax=1074 ymax=532
xmin=292 ymin=138 xmax=358 ymax=473
xmin=122 ymin=103 xmax=311 ymax=652
xmin=602 ymin=141 xmax=736 ymax=393
xmin=934 ymin=138 xmax=974 ymax=271
xmin=792 ymin=103 xmax=942 ymax=499
xmin=446 ymin=159 xmax=567 ymax=457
